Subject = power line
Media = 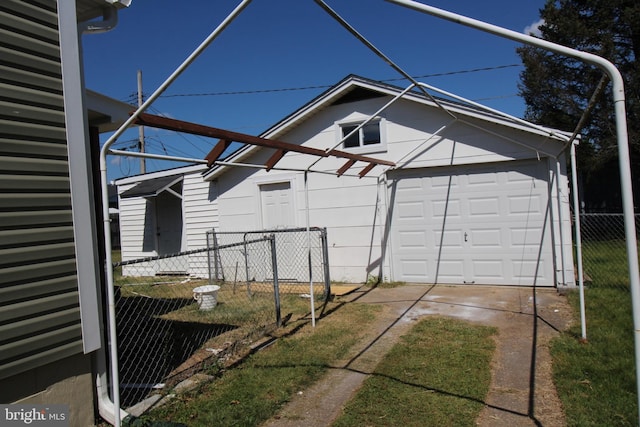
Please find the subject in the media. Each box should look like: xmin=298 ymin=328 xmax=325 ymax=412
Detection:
xmin=157 ymin=64 xmax=522 ymax=98
xmin=473 ymin=93 xmax=520 ymax=102
xmin=112 ymin=64 xmax=523 ymax=169
xmin=384 ymin=64 xmax=521 ymax=82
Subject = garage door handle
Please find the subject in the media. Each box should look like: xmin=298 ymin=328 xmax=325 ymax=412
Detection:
xmin=464 ymin=232 xmax=468 ymax=242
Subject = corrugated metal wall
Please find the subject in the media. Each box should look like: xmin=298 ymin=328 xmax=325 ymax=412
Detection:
xmin=0 ymin=0 xmax=84 ymax=379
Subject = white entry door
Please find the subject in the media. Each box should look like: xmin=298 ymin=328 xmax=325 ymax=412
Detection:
xmin=389 ymin=160 xmax=554 ymax=286
xmin=260 ymin=181 xmax=294 ymax=229
xmin=259 ymin=182 xmax=297 ymax=280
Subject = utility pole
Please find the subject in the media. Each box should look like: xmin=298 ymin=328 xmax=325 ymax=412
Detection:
xmin=137 ymin=69 xmax=146 ymax=174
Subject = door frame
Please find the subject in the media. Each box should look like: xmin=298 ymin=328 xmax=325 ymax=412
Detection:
xmin=254 ymin=174 xmax=297 ymax=229
xmin=153 ymin=189 xmax=187 ymax=274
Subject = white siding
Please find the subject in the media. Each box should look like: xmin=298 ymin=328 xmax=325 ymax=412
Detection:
xmin=213 ymin=95 xmax=573 ymax=284
xmin=118 ymin=184 xmax=157 ymax=276
xmin=304 ymin=175 xmax=384 ymax=282
xmin=183 ymin=174 xmax=218 ymax=277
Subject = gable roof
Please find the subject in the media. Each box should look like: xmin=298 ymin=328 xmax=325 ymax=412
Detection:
xmin=203 ymin=74 xmax=570 ymax=181
xmin=115 ymin=164 xmax=207 ymax=186
xmin=119 ymin=174 xmax=182 ymax=198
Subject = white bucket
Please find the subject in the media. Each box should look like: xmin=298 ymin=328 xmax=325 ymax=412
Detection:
xmin=193 ymin=285 xmax=220 ymax=310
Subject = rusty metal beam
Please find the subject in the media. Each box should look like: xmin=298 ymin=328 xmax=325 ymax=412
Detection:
xmin=266 ymin=149 xmax=287 ymax=171
xmin=327 ymin=148 xmax=394 ymax=166
xmin=133 ymin=112 xmax=395 ymax=169
xmin=205 ymin=139 xmax=232 ymax=166
xmin=337 ymin=159 xmax=356 ymax=177
xmin=358 ymin=163 xmax=377 ymax=178
xmin=135 ymin=112 xmax=330 ymax=158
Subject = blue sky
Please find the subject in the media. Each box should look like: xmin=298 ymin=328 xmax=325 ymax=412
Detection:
xmin=81 ymin=0 xmax=546 ymax=181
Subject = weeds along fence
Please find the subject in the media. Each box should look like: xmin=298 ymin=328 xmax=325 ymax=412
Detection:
xmin=578 ymin=213 xmax=640 ymax=289
xmin=112 ymin=227 xmax=330 ymax=410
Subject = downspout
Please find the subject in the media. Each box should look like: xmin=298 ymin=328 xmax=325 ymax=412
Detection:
xmin=555 ymin=159 xmax=567 ymax=287
xmin=78 ymin=5 xmax=129 ymax=426
xmin=571 ymin=142 xmax=587 ymax=340
xmin=386 ymin=1 xmax=640 ymax=421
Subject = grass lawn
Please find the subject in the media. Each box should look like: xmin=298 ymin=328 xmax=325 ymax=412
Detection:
xmin=551 ymin=239 xmax=638 ymax=426
xmin=144 ymin=302 xmax=381 ymax=426
xmin=135 ymin=305 xmax=494 ymax=427
xmin=333 ymin=317 xmax=496 ymax=427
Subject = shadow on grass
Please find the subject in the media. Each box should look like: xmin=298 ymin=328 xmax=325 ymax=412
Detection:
xmin=116 ymin=295 xmax=236 ymax=407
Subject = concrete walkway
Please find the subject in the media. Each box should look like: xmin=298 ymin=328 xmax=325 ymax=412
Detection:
xmin=262 ymin=284 xmax=571 ymax=427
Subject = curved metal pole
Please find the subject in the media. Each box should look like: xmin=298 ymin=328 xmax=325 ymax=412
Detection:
xmin=387 ymin=0 xmax=639 ymax=420
xmin=416 ymin=81 xmax=571 ymax=144
xmin=98 ymin=2 xmax=252 ymax=425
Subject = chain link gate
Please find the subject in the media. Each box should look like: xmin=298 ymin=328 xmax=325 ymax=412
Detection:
xmin=207 ymin=228 xmax=331 ymax=302
xmin=112 ymin=227 xmax=330 ymax=410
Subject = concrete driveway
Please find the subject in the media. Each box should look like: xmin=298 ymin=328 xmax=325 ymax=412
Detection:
xmin=263 ymin=283 xmax=572 ymax=427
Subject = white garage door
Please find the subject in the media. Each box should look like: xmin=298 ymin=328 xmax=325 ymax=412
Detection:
xmin=389 ymin=160 xmax=555 ymax=286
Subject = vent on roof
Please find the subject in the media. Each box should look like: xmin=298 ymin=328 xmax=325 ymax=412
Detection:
xmin=331 ymin=87 xmax=386 ymax=106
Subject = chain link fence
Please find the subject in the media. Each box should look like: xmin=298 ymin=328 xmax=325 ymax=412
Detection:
xmin=577 ymin=213 xmax=640 ymax=289
xmin=113 ymin=227 xmax=330 ymax=409
xmin=207 ymin=228 xmax=330 ymax=300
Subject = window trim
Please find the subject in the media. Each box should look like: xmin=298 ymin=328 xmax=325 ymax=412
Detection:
xmin=335 ymin=117 xmax=387 ymax=155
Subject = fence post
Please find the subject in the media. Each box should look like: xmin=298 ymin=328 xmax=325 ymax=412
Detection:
xmin=206 ymin=230 xmax=213 ymax=286
xmin=243 ymin=232 xmax=251 ymax=297
xmin=269 ymin=234 xmax=282 ymax=326
xmin=321 ymin=228 xmax=331 ymax=300
xmin=213 ymin=230 xmax=220 ymax=282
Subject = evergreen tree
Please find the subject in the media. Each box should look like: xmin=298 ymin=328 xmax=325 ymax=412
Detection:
xmin=517 ymin=0 xmax=640 ymax=211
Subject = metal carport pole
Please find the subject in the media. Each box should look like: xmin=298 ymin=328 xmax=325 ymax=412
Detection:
xmin=98 ymin=2 xmax=252 ymax=425
xmin=387 ymin=1 xmax=640 ymax=421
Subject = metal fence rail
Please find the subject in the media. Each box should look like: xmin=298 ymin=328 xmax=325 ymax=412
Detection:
xmin=112 ymin=227 xmax=330 ymax=410
xmin=578 ymin=213 xmax=640 ymax=289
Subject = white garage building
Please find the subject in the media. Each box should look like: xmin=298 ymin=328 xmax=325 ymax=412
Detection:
xmin=116 ymin=75 xmax=575 ymax=287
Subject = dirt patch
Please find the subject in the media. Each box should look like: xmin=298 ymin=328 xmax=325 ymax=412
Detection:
xmin=261 ymin=284 xmax=573 ymax=427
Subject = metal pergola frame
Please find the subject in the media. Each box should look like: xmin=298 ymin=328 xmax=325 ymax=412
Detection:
xmin=97 ymin=1 xmax=640 ymax=425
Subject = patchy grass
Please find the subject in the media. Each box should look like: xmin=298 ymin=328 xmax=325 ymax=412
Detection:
xmin=140 ymin=311 xmax=495 ymax=427
xmin=376 ymin=280 xmax=407 ymax=289
xmin=115 ymin=277 xmax=321 ymax=325
xmin=365 ymin=274 xmax=406 ymax=288
xmin=552 ymin=239 xmax=637 ymax=426
xmin=146 ymin=303 xmax=381 ymax=426
xmin=333 ymin=317 xmax=496 ymax=427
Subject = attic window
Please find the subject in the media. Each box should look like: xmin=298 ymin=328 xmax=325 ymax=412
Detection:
xmin=338 ymin=118 xmax=387 ymax=154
